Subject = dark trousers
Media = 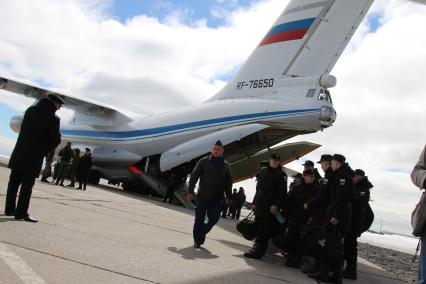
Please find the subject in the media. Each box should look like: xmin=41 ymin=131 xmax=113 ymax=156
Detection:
xmin=343 ymin=234 xmax=358 ymax=274
xmin=78 ymin=174 xmax=88 ymax=190
xmin=5 ymin=170 xmax=35 ymax=217
xmin=255 ymin=212 xmax=280 ymax=247
xmin=235 ymin=206 xmax=242 ymax=220
xmin=193 ymin=197 xmax=222 ymax=245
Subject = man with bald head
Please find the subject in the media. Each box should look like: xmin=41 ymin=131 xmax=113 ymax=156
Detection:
xmin=187 ymin=140 xmax=232 ymax=248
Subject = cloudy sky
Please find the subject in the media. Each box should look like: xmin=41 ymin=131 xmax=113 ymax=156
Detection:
xmin=0 ymin=0 xmax=425 ymax=236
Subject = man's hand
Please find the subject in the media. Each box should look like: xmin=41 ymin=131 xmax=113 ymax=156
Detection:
xmin=303 ymin=203 xmax=309 ymax=210
xmin=330 ymin=217 xmax=339 ymax=225
xmin=186 ymin=193 xmax=194 ymax=202
xmin=270 ymin=205 xmax=278 ymax=215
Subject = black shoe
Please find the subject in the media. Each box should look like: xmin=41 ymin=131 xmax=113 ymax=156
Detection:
xmin=342 ymin=270 xmax=357 ymax=280
xmin=77 ymin=187 xmax=82 ymax=190
xmin=330 ymin=272 xmax=343 ymax=284
xmin=15 ymin=215 xmax=38 ymax=223
xmin=244 ymin=244 xmax=265 ymax=259
xmin=308 ymin=272 xmax=330 ymax=282
xmin=67 ymin=184 xmax=75 ymax=187
xmin=40 ymin=178 xmax=50 ymax=183
xmin=193 ymin=243 xmax=201 ymax=248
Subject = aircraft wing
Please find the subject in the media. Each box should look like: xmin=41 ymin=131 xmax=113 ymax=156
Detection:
xmin=0 ymin=76 xmax=134 ymax=126
xmin=230 ymin=141 xmax=320 ymax=183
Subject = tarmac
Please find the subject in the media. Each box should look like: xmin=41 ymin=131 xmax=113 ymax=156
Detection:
xmin=0 ymin=166 xmax=405 ymax=284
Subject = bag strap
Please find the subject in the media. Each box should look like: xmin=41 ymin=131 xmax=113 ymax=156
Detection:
xmin=246 ymin=210 xmax=254 ymax=219
xmin=412 ymin=239 xmax=421 ymax=263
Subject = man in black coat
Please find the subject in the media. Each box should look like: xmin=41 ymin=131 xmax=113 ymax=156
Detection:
xmin=309 ymin=154 xmax=354 ymax=284
xmin=343 ymin=169 xmax=373 ymax=280
xmin=187 ymin=140 xmax=232 ymax=248
xmin=77 ymin=148 xmax=93 ymax=190
xmin=234 ymin=187 xmax=246 ymax=220
xmin=244 ymin=153 xmax=287 ymax=259
xmin=303 ymin=160 xmax=322 ymax=184
xmin=285 ymin=169 xmax=320 ymax=268
xmin=5 ymin=94 xmax=63 ymax=222
xmin=55 ymin=142 xmax=74 ymax=186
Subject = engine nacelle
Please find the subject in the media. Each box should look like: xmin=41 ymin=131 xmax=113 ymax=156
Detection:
xmin=10 ymin=115 xmax=23 ymax=133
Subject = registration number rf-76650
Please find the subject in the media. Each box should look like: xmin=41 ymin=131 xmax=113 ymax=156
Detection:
xmin=236 ymin=78 xmax=274 ymax=90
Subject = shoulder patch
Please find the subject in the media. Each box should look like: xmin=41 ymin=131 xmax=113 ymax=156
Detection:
xmin=340 ymin=178 xmax=346 ymax=186
xmin=322 ymin=178 xmax=328 ymax=185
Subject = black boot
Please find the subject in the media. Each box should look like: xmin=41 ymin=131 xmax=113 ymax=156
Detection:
xmin=244 ymin=243 xmax=266 ymax=259
xmin=342 ymin=270 xmax=357 ymax=280
xmin=308 ymin=271 xmax=330 ymax=282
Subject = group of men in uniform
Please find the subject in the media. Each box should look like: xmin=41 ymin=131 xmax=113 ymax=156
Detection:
xmin=222 ymin=187 xmax=246 ymax=220
xmin=41 ymin=142 xmax=93 ymax=190
xmin=245 ymin=153 xmax=373 ymax=283
xmin=186 ymin=141 xmax=372 ymax=284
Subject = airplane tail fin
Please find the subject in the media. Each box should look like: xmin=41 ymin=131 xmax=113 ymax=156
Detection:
xmin=209 ymin=0 xmax=374 ymax=101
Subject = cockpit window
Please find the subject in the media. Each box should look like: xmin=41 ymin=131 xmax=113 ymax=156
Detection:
xmin=318 ymin=89 xmax=332 ymax=103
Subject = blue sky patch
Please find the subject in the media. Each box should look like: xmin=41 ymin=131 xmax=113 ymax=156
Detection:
xmin=109 ymin=0 xmax=254 ymax=27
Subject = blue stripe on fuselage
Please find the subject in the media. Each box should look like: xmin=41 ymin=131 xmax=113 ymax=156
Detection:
xmin=61 ymin=108 xmax=321 ymax=140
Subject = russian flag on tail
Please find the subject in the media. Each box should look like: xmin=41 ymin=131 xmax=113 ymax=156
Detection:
xmin=259 ymin=17 xmax=316 ymax=46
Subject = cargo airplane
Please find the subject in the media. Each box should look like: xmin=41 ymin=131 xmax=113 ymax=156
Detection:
xmin=0 ymin=0 xmax=382 ymax=206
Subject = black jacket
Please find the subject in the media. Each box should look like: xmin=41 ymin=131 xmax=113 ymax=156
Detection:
xmin=328 ymin=163 xmax=355 ymax=231
xmin=237 ymin=191 xmax=246 ymax=207
xmin=253 ymin=165 xmax=287 ymax=215
xmin=58 ymin=146 xmax=74 ymax=162
xmin=286 ymin=182 xmax=320 ymax=227
xmin=313 ymin=168 xmax=322 ymax=184
xmin=188 ymin=155 xmax=232 ymax=200
xmin=350 ymin=177 xmax=373 ymax=236
xmin=9 ymin=98 xmax=61 ymax=177
xmin=307 ymin=167 xmax=334 ymax=226
xmin=78 ymin=155 xmax=92 ymax=177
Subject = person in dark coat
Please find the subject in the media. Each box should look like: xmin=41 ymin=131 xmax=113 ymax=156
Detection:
xmin=66 ymin=148 xmax=81 ymax=188
xmin=309 ymin=154 xmax=354 ymax=284
xmin=187 ymin=140 xmax=232 ymax=248
xmin=228 ymin=188 xmax=238 ymax=218
xmin=55 ymin=142 xmax=74 ymax=186
xmin=244 ymin=153 xmax=287 ymax=259
xmin=163 ymin=171 xmax=178 ymax=204
xmin=77 ymin=148 xmax=92 ymax=190
xmin=40 ymin=150 xmax=55 ymax=183
xmin=343 ymin=169 xmax=373 ymax=280
xmin=303 ymin=160 xmax=322 ymax=184
xmin=285 ymin=169 xmax=320 ymax=268
xmin=5 ymin=94 xmax=63 ymax=222
xmin=234 ymin=187 xmax=246 ymax=220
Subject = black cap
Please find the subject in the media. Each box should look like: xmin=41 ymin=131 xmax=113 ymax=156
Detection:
xmin=85 ymin=148 xmax=91 ymax=152
xmin=354 ymin=169 xmax=365 ymax=177
xmin=332 ymin=154 xmax=346 ymax=163
xmin=214 ymin=140 xmax=224 ymax=148
xmin=303 ymin=160 xmax=314 ymax=167
xmin=317 ymin=154 xmax=332 ymax=164
xmin=270 ymin=153 xmax=281 ymax=160
xmin=292 ymin=173 xmax=303 ymax=179
xmin=48 ymin=94 xmax=65 ymax=105
xmin=303 ymin=169 xmax=315 ymax=176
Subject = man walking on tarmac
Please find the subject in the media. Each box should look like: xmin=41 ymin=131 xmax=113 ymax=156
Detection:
xmin=5 ymin=94 xmax=63 ymax=222
xmin=187 ymin=140 xmax=232 ymax=248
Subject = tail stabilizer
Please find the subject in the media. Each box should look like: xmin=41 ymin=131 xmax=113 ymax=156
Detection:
xmin=210 ymin=0 xmax=374 ymax=101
